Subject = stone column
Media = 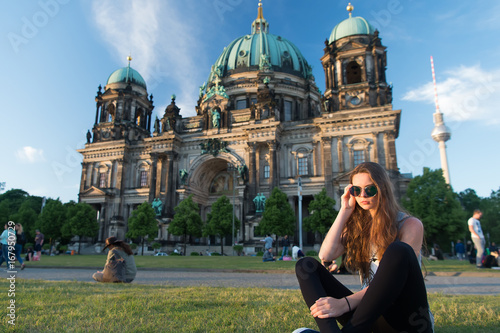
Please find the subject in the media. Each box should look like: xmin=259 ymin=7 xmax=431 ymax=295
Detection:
xmin=163 ymin=153 xmax=174 ymax=216
xmin=246 ymin=143 xmax=257 ymax=199
xmin=80 ymin=163 xmax=87 ymax=193
xmin=268 ymin=141 xmax=276 ymax=188
xmin=155 ymin=155 xmax=163 ymax=199
xmin=322 ymin=137 xmax=333 ymax=196
xmin=337 ymin=136 xmax=344 ymax=173
xmin=384 ymin=132 xmax=397 ymax=170
xmin=372 ymin=132 xmax=379 ymax=163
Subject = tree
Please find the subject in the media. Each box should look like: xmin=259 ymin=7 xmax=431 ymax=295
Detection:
xmin=126 ymin=201 xmax=158 ymax=255
xmin=35 ymin=198 xmax=66 ymax=254
xmin=169 ymin=195 xmax=203 ymax=256
xmin=258 ymin=187 xmax=296 ymax=253
xmin=402 ymin=167 xmax=466 ymax=253
xmin=303 ymin=188 xmax=338 ymax=242
xmin=0 ymin=189 xmax=31 ymax=223
xmin=480 ymin=187 xmax=500 ymax=243
xmin=204 ymin=195 xmax=240 ymax=254
xmin=457 ymin=188 xmax=482 ymax=218
xmin=66 ymin=202 xmax=99 ymax=254
xmin=9 ymin=200 xmax=39 ymax=244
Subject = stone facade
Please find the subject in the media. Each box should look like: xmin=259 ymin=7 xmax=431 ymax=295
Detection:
xmin=78 ymin=5 xmax=409 ymax=251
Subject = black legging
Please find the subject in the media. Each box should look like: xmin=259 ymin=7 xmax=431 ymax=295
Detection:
xmin=295 ymin=241 xmax=433 ymax=333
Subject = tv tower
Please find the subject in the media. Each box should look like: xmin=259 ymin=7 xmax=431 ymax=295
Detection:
xmin=430 ymin=56 xmax=452 ymax=184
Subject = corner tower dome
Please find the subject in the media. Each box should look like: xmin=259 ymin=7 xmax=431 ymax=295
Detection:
xmin=329 ymin=3 xmax=375 ymax=43
xmin=207 ymin=1 xmax=313 ymax=82
xmin=106 ymin=56 xmax=147 ymax=90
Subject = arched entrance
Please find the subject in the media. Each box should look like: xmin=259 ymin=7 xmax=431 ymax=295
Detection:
xmin=178 ymin=152 xmax=247 ymax=242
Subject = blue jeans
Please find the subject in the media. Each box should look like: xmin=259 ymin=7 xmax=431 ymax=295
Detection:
xmin=15 ymin=244 xmax=24 ymax=265
xmin=281 ymin=246 xmax=289 ymax=258
xmin=0 ymin=244 xmax=9 ymax=266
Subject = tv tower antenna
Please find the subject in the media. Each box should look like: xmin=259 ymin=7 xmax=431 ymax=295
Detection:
xmin=430 ymin=56 xmax=452 ymax=185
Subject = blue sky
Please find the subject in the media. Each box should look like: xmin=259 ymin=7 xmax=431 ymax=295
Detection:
xmin=1 ymin=0 xmax=499 ymax=203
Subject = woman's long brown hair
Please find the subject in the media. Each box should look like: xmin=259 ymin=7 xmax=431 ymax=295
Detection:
xmin=109 ymin=241 xmax=134 ymax=256
xmin=342 ymin=162 xmax=403 ymax=281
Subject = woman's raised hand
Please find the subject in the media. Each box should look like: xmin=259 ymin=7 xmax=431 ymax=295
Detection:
xmin=341 ymin=185 xmax=357 ymax=212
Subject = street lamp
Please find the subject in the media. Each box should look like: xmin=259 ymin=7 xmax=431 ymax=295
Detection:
xmin=227 ymin=163 xmax=238 ymax=254
xmin=298 ymin=177 xmax=303 ymax=250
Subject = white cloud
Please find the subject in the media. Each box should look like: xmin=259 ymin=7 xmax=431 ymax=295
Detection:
xmin=91 ymin=0 xmax=215 ymax=117
xmin=402 ymin=64 xmax=500 ymax=124
xmin=16 ymin=146 xmax=45 ymax=163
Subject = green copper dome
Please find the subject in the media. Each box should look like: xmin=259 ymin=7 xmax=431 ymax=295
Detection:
xmin=207 ymin=3 xmax=313 ymax=82
xmin=329 ymin=16 xmax=375 ymax=43
xmin=107 ymin=65 xmax=147 ymax=90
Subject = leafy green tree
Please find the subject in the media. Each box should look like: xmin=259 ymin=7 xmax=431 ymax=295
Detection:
xmin=0 ymin=189 xmax=31 ymax=222
xmin=169 ymin=195 xmax=202 ymax=256
xmin=35 ymin=198 xmax=66 ymax=254
xmin=66 ymin=202 xmax=99 ymax=254
xmin=204 ymin=195 xmax=240 ymax=254
xmin=480 ymin=187 xmax=500 ymax=243
xmin=304 ymin=188 xmax=338 ymax=242
xmin=402 ymin=167 xmax=466 ymax=253
xmin=258 ymin=187 xmax=296 ymax=253
xmin=126 ymin=201 xmax=158 ymax=255
xmin=9 ymin=200 xmax=39 ymax=244
xmin=457 ymin=188 xmax=482 ymax=218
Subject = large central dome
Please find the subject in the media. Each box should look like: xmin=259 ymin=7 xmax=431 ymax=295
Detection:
xmin=207 ymin=3 xmax=313 ymax=83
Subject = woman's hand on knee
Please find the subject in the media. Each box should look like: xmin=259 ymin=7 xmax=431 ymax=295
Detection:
xmin=310 ymin=297 xmax=349 ymax=319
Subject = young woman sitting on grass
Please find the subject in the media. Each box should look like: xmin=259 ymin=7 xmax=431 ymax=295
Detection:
xmin=93 ymin=237 xmax=137 ymax=283
xmin=294 ymin=162 xmax=434 ymax=333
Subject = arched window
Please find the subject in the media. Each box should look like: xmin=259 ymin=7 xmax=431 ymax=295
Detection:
xmin=107 ymin=104 xmax=115 ymax=122
xmin=346 ymin=61 xmax=362 ymax=84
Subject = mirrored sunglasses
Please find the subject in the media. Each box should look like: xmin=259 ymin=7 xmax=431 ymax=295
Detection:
xmin=349 ymin=185 xmax=378 ymax=197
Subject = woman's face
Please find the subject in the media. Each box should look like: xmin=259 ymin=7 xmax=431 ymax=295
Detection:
xmin=351 ymin=172 xmax=378 ymax=213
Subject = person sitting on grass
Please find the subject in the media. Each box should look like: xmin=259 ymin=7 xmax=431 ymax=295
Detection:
xmin=93 ymin=237 xmax=137 ymax=283
xmin=294 ymin=162 xmax=434 ymax=333
xmin=262 ymin=248 xmax=276 ymax=262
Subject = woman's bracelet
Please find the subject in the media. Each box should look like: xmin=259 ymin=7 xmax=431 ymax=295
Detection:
xmin=344 ymin=297 xmax=351 ymax=312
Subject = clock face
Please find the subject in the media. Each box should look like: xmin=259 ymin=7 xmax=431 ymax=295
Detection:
xmin=350 ymin=96 xmax=361 ymax=105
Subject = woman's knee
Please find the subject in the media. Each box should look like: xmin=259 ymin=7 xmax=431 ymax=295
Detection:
xmin=295 ymin=256 xmax=321 ymax=281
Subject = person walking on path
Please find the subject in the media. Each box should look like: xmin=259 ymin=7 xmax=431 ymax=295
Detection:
xmin=15 ymin=223 xmax=26 ymax=270
xmin=0 ymin=223 xmax=14 ymax=268
xmin=294 ymin=162 xmax=433 ymax=333
xmin=468 ymin=209 xmax=485 ymax=268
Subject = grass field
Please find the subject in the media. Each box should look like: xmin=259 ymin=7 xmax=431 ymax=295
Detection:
xmin=1 ymin=280 xmax=499 ymax=333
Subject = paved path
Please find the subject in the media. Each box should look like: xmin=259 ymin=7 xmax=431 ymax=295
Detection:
xmin=7 ymin=267 xmax=500 ymax=295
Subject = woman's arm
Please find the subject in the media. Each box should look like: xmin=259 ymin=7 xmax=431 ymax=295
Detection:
xmin=318 ymin=185 xmax=356 ymax=263
xmin=398 ymin=217 xmax=424 ymax=258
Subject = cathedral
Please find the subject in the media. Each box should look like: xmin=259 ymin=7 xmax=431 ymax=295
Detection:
xmin=78 ymin=3 xmax=408 ymax=252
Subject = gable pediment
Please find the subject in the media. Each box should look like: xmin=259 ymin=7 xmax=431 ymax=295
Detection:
xmin=81 ymin=186 xmax=108 ymax=197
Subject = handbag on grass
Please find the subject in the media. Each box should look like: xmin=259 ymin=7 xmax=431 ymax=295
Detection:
xmin=102 ymin=251 xmax=126 ymax=282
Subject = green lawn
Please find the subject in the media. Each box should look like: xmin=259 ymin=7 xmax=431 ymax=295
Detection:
xmin=24 ymin=254 xmax=500 ymax=275
xmin=1 ymin=280 xmax=499 ymax=333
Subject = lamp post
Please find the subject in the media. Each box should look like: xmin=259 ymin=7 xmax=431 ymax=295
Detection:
xmin=227 ymin=163 xmax=238 ymax=254
xmin=298 ymin=177 xmax=303 ymax=250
